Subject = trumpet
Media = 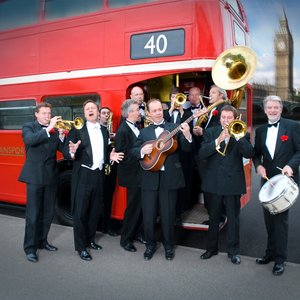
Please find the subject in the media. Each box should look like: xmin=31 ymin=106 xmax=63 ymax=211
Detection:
xmin=174 ymin=93 xmax=186 ymax=108
xmin=55 ymin=117 xmax=84 ymax=131
xmin=216 ymin=117 xmax=247 ymax=156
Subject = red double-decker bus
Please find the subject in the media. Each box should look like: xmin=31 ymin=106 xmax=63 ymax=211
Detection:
xmin=0 ymin=0 xmax=253 ymax=229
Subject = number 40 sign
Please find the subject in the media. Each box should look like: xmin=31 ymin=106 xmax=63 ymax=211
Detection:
xmin=130 ymin=29 xmax=185 ymax=59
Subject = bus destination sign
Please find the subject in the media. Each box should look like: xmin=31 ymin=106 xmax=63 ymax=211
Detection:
xmin=130 ymin=29 xmax=185 ymax=59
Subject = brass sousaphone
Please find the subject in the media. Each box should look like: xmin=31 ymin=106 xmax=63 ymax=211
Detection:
xmin=212 ymin=45 xmax=257 ymax=108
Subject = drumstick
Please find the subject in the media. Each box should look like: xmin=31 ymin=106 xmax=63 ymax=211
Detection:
xmin=264 ymin=176 xmax=274 ymax=188
xmin=276 ymin=166 xmax=283 ymax=172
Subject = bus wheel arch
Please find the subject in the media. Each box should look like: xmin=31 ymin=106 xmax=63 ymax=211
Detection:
xmin=55 ymin=162 xmax=73 ymax=226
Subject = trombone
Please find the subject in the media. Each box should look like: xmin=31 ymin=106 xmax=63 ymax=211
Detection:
xmin=215 ymin=116 xmax=247 ymax=156
xmin=55 ymin=117 xmax=84 ymax=131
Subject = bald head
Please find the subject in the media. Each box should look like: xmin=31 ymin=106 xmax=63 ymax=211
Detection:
xmin=130 ymin=86 xmax=144 ymax=105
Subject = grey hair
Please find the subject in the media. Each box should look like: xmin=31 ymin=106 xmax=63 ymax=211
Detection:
xmin=210 ymin=85 xmax=228 ymax=100
xmin=121 ymin=99 xmax=139 ymax=118
xmin=263 ymin=95 xmax=283 ymax=108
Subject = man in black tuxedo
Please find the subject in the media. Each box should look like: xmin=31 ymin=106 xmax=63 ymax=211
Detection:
xmin=132 ymin=98 xmax=193 ymax=261
xmin=114 ymin=99 xmax=143 ymax=252
xmin=64 ymin=100 xmax=124 ymax=261
xmin=163 ymin=87 xmax=193 ymax=219
xmin=19 ymin=103 xmax=65 ymax=263
xmin=199 ymin=105 xmax=254 ymax=265
xmin=200 ymin=85 xmax=227 ymax=219
xmin=253 ymin=95 xmax=300 ymax=275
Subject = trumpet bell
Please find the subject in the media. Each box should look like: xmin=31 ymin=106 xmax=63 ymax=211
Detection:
xmin=73 ymin=117 xmax=84 ymax=130
xmin=212 ymin=46 xmax=257 ymax=90
xmin=174 ymin=93 xmax=186 ymax=107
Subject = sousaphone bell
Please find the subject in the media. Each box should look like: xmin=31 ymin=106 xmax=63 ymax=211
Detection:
xmin=212 ymin=46 xmax=257 ymax=108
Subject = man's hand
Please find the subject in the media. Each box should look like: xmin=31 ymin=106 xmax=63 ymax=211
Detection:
xmin=282 ymin=165 xmax=293 ymax=177
xmin=192 ymin=126 xmax=203 ymax=137
xmin=141 ymin=143 xmax=153 ymax=156
xmin=48 ymin=116 xmax=62 ymax=132
xmin=110 ymin=148 xmax=124 ymax=163
xmin=180 ymin=123 xmax=192 ymax=140
xmin=69 ymin=140 xmax=81 ymax=156
xmin=256 ymin=165 xmax=267 ymax=179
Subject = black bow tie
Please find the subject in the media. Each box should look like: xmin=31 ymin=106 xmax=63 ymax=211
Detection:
xmin=152 ymin=123 xmax=165 ymax=129
xmin=139 ymin=105 xmax=145 ymax=110
xmin=40 ymin=124 xmax=48 ymax=128
xmin=191 ymin=105 xmax=200 ymax=110
xmin=268 ymin=121 xmax=279 ymax=128
xmin=126 ymin=120 xmax=139 ymax=128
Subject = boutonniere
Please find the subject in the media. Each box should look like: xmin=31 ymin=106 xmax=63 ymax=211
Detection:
xmin=212 ymin=110 xmax=219 ymax=116
xmin=281 ymin=135 xmax=288 ymax=142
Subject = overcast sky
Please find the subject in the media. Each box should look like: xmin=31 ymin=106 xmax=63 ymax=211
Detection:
xmin=241 ymin=0 xmax=300 ymax=90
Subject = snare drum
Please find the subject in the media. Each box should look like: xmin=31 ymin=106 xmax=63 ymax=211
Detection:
xmin=259 ymin=174 xmax=299 ymax=215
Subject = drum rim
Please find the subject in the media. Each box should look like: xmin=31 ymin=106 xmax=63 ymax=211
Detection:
xmin=258 ymin=174 xmax=295 ymax=203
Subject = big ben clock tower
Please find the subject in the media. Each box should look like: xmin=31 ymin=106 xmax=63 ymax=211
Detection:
xmin=275 ymin=9 xmax=293 ymax=100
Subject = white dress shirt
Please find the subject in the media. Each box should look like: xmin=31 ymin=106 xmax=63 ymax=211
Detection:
xmin=266 ymin=123 xmax=279 ymax=159
xmin=84 ymin=121 xmax=104 ymax=170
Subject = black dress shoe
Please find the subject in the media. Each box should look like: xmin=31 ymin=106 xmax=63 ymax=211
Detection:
xmin=144 ymin=247 xmax=156 ymax=261
xmin=89 ymin=242 xmax=103 ymax=250
xmin=122 ymin=242 xmax=137 ymax=252
xmin=165 ymin=249 xmax=175 ymax=261
xmin=78 ymin=250 xmax=92 ymax=261
xmin=200 ymin=250 xmax=218 ymax=260
xmin=256 ymin=255 xmax=274 ymax=265
xmin=43 ymin=243 xmax=58 ymax=251
xmin=229 ymin=254 xmax=241 ymax=265
xmin=272 ymin=263 xmax=285 ymax=275
xmin=26 ymin=253 xmax=38 ymax=263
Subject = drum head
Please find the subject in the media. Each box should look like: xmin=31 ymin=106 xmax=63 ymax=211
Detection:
xmin=259 ymin=174 xmax=288 ymax=203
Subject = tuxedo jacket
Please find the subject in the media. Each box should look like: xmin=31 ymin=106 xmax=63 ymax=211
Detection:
xmin=114 ymin=120 xmax=142 ymax=188
xmin=63 ymin=123 xmax=110 ymax=211
xmin=199 ymin=125 xmax=254 ymax=195
xmin=163 ymin=109 xmax=193 ymax=126
xmin=131 ymin=121 xmax=192 ymax=190
xmin=203 ymin=103 xmax=224 ymax=130
xmin=253 ymin=118 xmax=300 ymax=183
xmin=19 ymin=121 xmax=64 ymax=185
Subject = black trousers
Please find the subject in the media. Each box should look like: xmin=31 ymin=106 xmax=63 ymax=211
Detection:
xmin=142 ymin=171 xmax=177 ymax=250
xmin=101 ymin=164 xmax=117 ymax=232
xmin=206 ymin=193 xmax=241 ymax=256
xmin=263 ymin=208 xmax=288 ymax=264
xmin=73 ymin=167 xmax=103 ymax=252
xmin=24 ymin=183 xmax=57 ymax=254
xmin=120 ymin=186 xmax=142 ymax=246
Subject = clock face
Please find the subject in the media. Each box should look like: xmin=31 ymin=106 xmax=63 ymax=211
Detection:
xmin=277 ymin=40 xmax=286 ymax=51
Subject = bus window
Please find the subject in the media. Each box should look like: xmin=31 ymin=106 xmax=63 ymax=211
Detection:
xmin=227 ymin=0 xmax=244 ymax=21
xmin=45 ymin=0 xmax=102 ymax=21
xmin=0 ymin=0 xmax=39 ymax=31
xmin=44 ymin=94 xmax=100 ymax=120
xmin=234 ymin=21 xmax=246 ymax=46
xmin=0 ymin=100 xmax=36 ymax=130
xmin=109 ymin=0 xmax=156 ymax=8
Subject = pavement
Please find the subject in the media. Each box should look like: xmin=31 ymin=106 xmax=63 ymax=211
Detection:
xmin=1 ymin=214 xmax=300 ymax=300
